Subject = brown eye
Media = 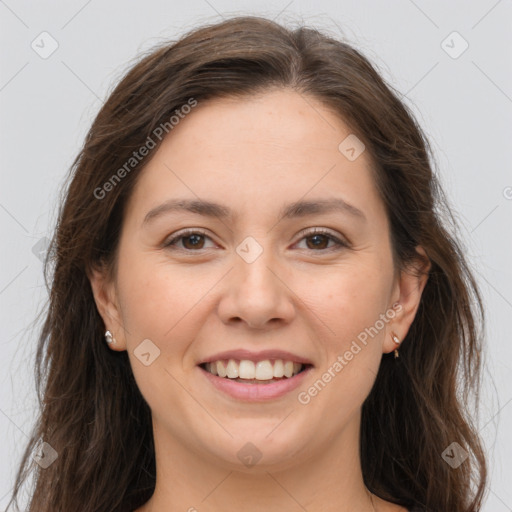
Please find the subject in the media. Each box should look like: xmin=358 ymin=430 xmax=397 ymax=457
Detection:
xmin=295 ymin=229 xmax=348 ymax=252
xmin=164 ymin=230 xmax=215 ymax=251
xmin=181 ymin=233 xmax=205 ymax=250
xmin=305 ymin=234 xmax=330 ymax=250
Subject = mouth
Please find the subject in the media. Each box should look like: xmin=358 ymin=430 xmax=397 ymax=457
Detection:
xmin=199 ymin=359 xmax=312 ymax=384
xmin=197 ymin=355 xmax=314 ymax=401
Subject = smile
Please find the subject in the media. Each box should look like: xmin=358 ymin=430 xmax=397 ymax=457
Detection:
xmin=201 ymin=358 xmax=308 ymax=383
xmin=198 ymin=360 xmax=313 ymax=402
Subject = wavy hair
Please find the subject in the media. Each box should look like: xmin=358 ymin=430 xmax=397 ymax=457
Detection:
xmin=7 ymin=15 xmax=486 ymax=512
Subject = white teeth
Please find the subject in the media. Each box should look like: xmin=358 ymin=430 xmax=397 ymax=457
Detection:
xmin=283 ymin=361 xmax=294 ymax=378
xmin=239 ymin=360 xmax=255 ymax=379
xmin=203 ymin=358 xmax=305 ymax=380
xmin=225 ymin=359 xmax=239 ymax=379
xmin=255 ymin=360 xmax=274 ymax=380
xmin=273 ymin=359 xmax=284 ymax=377
xmin=217 ymin=360 xmax=227 ymax=378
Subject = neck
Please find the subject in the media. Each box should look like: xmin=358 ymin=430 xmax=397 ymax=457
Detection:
xmin=138 ymin=412 xmax=377 ymax=512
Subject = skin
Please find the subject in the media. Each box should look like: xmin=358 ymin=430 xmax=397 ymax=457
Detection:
xmin=90 ymin=89 xmax=429 ymax=512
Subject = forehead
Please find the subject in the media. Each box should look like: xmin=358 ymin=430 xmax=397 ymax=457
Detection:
xmin=165 ymin=89 xmax=356 ymax=159
xmin=125 ymin=89 xmax=385 ymax=224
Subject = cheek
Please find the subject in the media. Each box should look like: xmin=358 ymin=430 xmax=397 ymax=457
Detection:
xmin=301 ymin=259 xmax=393 ymax=346
xmin=116 ymin=250 xmax=209 ymax=341
xmin=114 ymin=250 xmax=227 ymax=386
xmin=293 ymin=261 xmax=393 ymax=421
xmin=115 ymin=253 xmax=210 ymax=415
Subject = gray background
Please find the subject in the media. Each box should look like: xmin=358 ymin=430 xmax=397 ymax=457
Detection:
xmin=1 ymin=0 xmax=511 ymax=509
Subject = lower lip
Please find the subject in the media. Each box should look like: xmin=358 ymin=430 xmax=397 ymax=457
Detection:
xmin=198 ymin=365 xmax=313 ymax=402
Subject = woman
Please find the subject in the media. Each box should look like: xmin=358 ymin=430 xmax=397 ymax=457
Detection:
xmin=7 ymin=15 xmax=487 ymax=512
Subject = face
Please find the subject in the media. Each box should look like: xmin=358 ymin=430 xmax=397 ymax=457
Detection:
xmin=91 ymin=89 xmax=426 ymax=472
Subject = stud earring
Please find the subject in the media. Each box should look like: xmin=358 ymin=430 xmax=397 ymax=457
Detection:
xmin=391 ymin=331 xmax=400 ymax=359
xmin=105 ymin=330 xmax=116 ymax=345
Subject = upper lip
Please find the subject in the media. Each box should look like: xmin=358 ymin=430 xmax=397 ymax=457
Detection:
xmin=198 ymin=349 xmax=314 ymax=366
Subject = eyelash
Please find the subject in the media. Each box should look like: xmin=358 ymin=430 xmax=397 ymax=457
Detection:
xmin=163 ymin=227 xmax=349 ymax=253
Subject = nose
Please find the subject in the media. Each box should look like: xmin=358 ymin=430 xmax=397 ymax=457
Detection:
xmin=217 ymin=246 xmax=296 ymax=329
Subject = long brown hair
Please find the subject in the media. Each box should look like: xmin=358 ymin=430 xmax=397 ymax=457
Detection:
xmin=7 ymin=15 xmax=487 ymax=512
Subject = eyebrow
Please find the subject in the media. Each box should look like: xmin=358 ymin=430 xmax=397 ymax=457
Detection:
xmin=142 ymin=197 xmax=366 ymax=226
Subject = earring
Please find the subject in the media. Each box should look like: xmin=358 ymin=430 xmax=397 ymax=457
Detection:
xmin=105 ymin=330 xmax=116 ymax=345
xmin=391 ymin=331 xmax=400 ymax=359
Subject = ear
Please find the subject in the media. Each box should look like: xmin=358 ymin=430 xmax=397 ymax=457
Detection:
xmin=88 ymin=265 xmax=127 ymax=351
xmin=383 ymin=246 xmax=431 ymax=354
